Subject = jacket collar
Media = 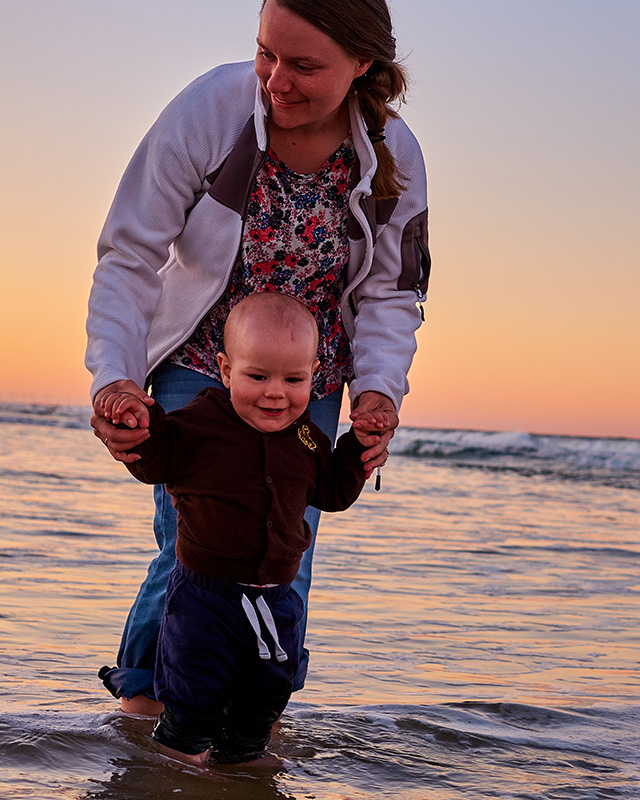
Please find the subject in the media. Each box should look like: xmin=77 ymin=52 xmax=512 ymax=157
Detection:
xmin=253 ymin=80 xmax=270 ymax=152
xmin=348 ymin=93 xmax=377 ymax=195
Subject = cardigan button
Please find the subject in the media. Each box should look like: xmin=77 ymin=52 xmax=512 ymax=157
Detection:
xmin=267 ymin=520 xmax=273 ymax=528
xmin=266 ymin=476 xmax=273 ymax=483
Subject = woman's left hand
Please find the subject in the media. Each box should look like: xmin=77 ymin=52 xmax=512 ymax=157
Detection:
xmin=350 ymin=391 xmax=399 ymax=478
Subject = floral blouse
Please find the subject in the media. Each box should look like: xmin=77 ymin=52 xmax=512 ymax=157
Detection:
xmin=168 ymin=136 xmax=355 ymax=400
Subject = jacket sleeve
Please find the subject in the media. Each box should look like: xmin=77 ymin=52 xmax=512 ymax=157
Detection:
xmin=311 ymin=427 xmax=367 ymax=512
xmin=84 ymin=64 xmax=251 ymax=401
xmin=348 ymin=120 xmax=431 ymax=412
xmin=124 ymin=402 xmax=175 ymax=485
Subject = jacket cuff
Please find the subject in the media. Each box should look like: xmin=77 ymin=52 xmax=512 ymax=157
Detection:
xmin=347 ymin=377 xmax=403 ymax=413
xmin=335 ymin=427 xmax=369 ymax=460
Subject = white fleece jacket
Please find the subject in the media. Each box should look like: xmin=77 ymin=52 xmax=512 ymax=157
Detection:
xmin=86 ymin=60 xmax=430 ymax=409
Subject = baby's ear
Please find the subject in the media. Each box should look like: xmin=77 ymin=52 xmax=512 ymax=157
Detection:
xmin=217 ymin=352 xmax=232 ymax=388
xmin=312 ymin=359 xmax=320 ymax=374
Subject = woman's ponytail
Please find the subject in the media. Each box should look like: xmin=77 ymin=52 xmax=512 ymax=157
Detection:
xmin=354 ymin=60 xmax=408 ymax=199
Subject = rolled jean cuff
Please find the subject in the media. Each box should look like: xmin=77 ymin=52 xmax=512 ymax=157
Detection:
xmin=98 ymin=665 xmax=155 ymax=700
xmin=292 ymin=647 xmax=309 ymax=692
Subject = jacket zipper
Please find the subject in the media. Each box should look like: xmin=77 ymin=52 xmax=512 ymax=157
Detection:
xmin=413 ymin=283 xmax=426 ymax=321
xmin=413 ymin=236 xmax=429 ymax=321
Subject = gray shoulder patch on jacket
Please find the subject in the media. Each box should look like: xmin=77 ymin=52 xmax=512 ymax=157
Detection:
xmin=207 ymin=115 xmax=266 ymax=216
xmin=348 ymin=194 xmax=399 ymax=243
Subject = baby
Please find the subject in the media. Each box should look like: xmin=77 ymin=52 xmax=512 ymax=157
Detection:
xmin=100 ymin=292 xmax=388 ymax=766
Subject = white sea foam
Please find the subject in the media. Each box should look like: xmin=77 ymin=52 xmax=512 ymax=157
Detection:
xmin=388 ymin=426 xmax=640 ymax=475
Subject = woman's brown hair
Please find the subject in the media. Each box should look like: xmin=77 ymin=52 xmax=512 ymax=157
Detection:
xmin=260 ymin=0 xmax=408 ymax=199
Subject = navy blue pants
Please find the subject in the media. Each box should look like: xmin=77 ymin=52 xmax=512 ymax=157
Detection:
xmin=151 ymin=563 xmax=304 ymax=761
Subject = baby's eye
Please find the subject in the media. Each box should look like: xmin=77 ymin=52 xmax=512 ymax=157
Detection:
xmin=249 ymin=374 xmax=267 ymax=381
xmin=285 ymin=377 xmax=303 ymax=384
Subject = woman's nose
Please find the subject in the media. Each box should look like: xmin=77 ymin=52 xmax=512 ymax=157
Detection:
xmin=266 ymin=61 xmax=291 ymax=94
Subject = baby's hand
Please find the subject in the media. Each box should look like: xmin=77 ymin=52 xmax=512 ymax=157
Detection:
xmin=101 ymin=391 xmax=151 ymax=429
xmin=351 ymin=410 xmax=391 ymax=447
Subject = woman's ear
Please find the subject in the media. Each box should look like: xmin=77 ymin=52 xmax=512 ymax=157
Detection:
xmin=217 ymin=352 xmax=232 ymax=388
xmin=354 ymin=58 xmax=373 ymax=80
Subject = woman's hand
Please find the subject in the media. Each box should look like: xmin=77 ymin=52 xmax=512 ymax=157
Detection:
xmin=350 ymin=391 xmax=399 ymax=478
xmin=91 ymin=380 xmax=154 ymax=463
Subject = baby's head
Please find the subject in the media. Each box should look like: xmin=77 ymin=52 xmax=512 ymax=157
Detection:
xmin=217 ymin=292 xmax=320 ymax=433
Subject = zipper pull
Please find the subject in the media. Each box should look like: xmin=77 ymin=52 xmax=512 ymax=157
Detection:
xmin=413 ymin=284 xmax=426 ymax=321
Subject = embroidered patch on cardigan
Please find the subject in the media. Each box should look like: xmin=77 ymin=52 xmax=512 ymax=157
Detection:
xmin=298 ymin=425 xmax=317 ymax=451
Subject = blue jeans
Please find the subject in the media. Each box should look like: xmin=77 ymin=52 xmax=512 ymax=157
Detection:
xmin=102 ymin=362 xmax=342 ymax=700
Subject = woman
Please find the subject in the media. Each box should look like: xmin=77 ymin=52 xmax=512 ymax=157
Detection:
xmin=87 ymin=0 xmax=430 ymax=715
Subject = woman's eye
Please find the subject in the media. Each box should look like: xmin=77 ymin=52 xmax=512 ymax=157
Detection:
xmin=258 ymin=49 xmax=275 ymax=61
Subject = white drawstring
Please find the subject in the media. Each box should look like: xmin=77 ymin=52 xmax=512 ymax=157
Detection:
xmin=256 ymin=596 xmax=288 ymax=662
xmin=241 ymin=595 xmax=271 ymax=659
xmin=241 ymin=593 xmax=289 ymax=662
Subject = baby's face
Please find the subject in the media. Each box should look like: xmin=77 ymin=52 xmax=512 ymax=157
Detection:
xmin=218 ymin=327 xmax=318 ymax=433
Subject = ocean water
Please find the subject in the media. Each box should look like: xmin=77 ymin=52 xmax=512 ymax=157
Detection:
xmin=0 ymin=403 xmax=639 ymax=799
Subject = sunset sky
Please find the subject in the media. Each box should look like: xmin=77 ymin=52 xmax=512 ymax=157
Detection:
xmin=1 ymin=0 xmax=638 ymax=437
